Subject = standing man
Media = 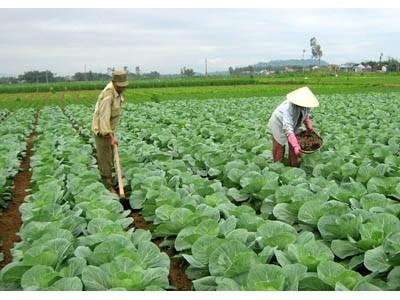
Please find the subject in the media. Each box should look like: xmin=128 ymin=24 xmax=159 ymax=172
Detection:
xmin=92 ymin=70 xmax=128 ymax=192
xmin=267 ymin=86 xmax=319 ymax=167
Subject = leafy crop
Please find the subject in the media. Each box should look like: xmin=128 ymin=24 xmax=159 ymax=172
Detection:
xmin=0 ymin=109 xmax=35 ymax=209
xmin=1 ymin=92 xmax=400 ymax=290
xmin=0 ymin=107 xmax=169 ymax=291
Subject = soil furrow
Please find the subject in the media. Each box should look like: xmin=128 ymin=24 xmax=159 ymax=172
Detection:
xmin=0 ymin=112 xmax=37 ymax=269
xmin=62 ymin=107 xmax=192 ymax=291
xmin=131 ymin=211 xmax=192 ymax=291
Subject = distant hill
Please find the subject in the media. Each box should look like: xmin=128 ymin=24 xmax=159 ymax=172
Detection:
xmin=0 ymin=73 xmax=16 ymax=78
xmin=254 ymin=59 xmax=329 ymax=69
xmin=207 ymin=71 xmax=230 ymax=76
xmin=193 ymin=71 xmax=230 ymax=76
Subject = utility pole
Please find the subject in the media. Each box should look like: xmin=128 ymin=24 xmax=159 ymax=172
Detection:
xmin=205 ymin=58 xmax=208 ymax=77
xmin=84 ymin=64 xmax=87 ymax=81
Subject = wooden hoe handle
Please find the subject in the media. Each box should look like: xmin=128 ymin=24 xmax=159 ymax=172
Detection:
xmin=113 ymin=144 xmax=125 ymax=199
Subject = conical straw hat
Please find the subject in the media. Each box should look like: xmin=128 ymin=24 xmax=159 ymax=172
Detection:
xmin=287 ymin=86 xmax=319 ymax=108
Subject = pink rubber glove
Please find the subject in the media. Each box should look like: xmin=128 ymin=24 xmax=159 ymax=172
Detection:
xmin=288 ymin=134 xmax=301 ymax=156
xmin=303 ymin=115 xmax=313 ymax=131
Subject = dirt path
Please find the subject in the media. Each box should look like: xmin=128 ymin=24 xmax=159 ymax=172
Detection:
xmin=153 ymin=237 xmax=192 ymax=291
xmin=0 ymin=116 xmax=36 ymax=269
xmin=168 ymin=252 xmax=193 ymax=291
xmin=130 ymin=210 xmax=149 ymax=229
xmin=129 ymin=210 xmax=192 ymax=291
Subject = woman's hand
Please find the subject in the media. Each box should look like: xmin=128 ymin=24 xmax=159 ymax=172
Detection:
xmin=304 ymin=115 xmax=314 ymax=132
xmin=288 ymin=134 xmax=301 ymax=156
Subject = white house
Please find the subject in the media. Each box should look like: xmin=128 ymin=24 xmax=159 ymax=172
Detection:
xmin=259 ymin=70 xmax=275 ymax=75
xmin=339 ymin=63 xmax=356 ymax=72
xmin=354 ymin=64 xmax=366 ymax=72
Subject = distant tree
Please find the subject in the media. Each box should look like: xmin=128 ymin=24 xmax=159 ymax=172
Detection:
xmin=248 ymin=65 xmax=255 ymax=75
xmin=180 ymin=67 xmax=195 ymax=77
xmin=86 ymin=71 xmax=93 ymax=81
xmin=363 ymin=60 xmax=378 ymax=70
xmin=148 ymin=71 xmax=160 ymax=79
xmin=142 ymin=71 xmax=160 ymax=79
xmin=228 ymin=65 xmax=259 ymax=75
xmin=135 ymin=66 xmax=141 ymax=76
xmin=379 ymin=53 xmax=384 ymax=66
xmin=18 ymin=70 xmax=55 ymax=83
xmin=385 ymin=57 xmax=400 ymax=72
xmin=72 ymin=72 xmax=85 ymax=81
xmin=310 ymin=37 xmax=323 ymax=65
xmin=107 ymin=67 xmax=115 ymax=75
xmin=0 ymin=76 xmax=18 ymax=84
xmin=123 ymin=66 xmax=129 ymax=74
xmin=73 ymin=71 xmax=110 ymax=81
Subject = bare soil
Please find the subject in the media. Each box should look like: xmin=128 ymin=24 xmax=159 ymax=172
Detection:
xmin=154 ymin=238 xmax=192 ymax=291
xmin=130 ymin=210 xmax=149 ymax=229
xmin=296 ymin=130 xmax=323 ymax=152
xmin=129 ymin=210 xmax=192 ymax=291
xmin=0 ymin=129 xmax=35 ymax=268
xmin=169 ymin=256 xmax=192 ymax=291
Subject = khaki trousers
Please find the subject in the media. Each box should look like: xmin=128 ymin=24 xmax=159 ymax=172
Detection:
xmin=94 ymin=134 xmax=114 ymax=178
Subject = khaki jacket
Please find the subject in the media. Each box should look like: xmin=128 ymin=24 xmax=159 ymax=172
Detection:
xmin=91 ymin=82 xmax=124 ymax=135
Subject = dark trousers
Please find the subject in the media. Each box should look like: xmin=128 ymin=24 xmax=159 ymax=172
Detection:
xmin=272 ymin=137 xmax=299 ymax=167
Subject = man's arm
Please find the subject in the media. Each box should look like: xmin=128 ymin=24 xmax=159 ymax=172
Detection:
xmin=97 ymin=95 xmax=113 ymax=136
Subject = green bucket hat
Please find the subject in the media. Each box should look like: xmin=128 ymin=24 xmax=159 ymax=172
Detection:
xmin=112 ymin=70 xmax=129 ymax=87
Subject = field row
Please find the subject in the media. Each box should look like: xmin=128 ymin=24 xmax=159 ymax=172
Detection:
xmin=0 ymin=106 xmax=170 ymax=291
xmin=0 ymin=109 xmax=35 ymax=210
xmin=1 ymin=73 xmax=400 ymax=95
xmin=0 ymin=77 xmax=257 ymax=94
xmin=1 ymin=75 xmax=400 ymax=110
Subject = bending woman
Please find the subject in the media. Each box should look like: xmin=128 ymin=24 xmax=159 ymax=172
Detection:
xmin=268 ymin=86 xmax=319 ymax=167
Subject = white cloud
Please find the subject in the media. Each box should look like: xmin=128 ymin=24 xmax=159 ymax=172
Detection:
xmin=0 ymin=8 xmax=399 ymax=75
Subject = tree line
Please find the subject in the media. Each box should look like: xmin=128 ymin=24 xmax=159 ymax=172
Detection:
xmin=0 ymin=68 xmax=162 ymax=84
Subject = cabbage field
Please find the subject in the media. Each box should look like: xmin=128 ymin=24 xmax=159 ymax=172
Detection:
xmin=1 ymin=92 xmax=400 ymax=291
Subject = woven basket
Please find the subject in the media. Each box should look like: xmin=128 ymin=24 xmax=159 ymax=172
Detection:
xmin=296 ymin=130 xmax=323 ymax=154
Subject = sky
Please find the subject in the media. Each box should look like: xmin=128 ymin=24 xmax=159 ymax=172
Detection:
xmin=0 ymin=8 xmax=399 ymax=76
